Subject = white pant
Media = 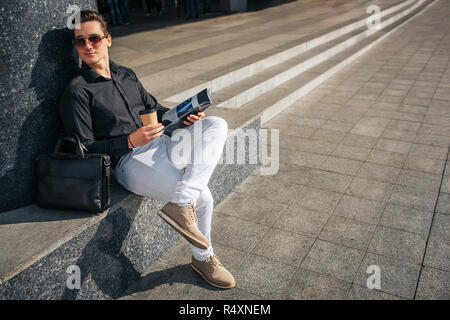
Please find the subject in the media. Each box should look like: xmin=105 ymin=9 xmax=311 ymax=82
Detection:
xmin=114 ymin=116 xmax=228 ymax=261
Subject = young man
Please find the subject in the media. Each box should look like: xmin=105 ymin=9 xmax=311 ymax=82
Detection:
xmin=59 ymin=10 xmax=235 ymax=289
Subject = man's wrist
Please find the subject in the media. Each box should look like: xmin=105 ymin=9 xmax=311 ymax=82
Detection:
xmin=128 ymin=134 xmax=135 ymax=149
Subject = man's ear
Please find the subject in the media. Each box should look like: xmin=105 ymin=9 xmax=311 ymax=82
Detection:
xmin=107 ymin=34 xmax=112 ymax=48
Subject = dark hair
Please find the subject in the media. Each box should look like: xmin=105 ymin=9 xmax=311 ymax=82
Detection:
xmin=74 ymin=10 xmax=109 ymax=35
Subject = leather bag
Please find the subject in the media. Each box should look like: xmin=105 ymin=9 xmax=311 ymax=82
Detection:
xmin=35 ymin=132 xmax=110 ymax=213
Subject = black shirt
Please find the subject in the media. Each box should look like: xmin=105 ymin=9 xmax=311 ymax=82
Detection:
xmin=59 ymin=61 xmax=169 ymax=168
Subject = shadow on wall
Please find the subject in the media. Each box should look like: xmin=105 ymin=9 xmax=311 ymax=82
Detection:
xmin=0 ymin=28 xmax=78 ymax=213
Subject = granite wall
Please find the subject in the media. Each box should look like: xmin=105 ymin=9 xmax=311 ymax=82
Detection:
xmin=0 ymin=0 xmax=97 ymax=213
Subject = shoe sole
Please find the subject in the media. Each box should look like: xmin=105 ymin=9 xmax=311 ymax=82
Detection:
xmin=158 ymin=210 xmax=209 ymax=250
xmin=191 ymin=264 xmax=235 ymax=289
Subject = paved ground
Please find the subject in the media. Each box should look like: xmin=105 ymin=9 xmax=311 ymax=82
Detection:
xmin=119 ymin=0 xmax=450 ymax=300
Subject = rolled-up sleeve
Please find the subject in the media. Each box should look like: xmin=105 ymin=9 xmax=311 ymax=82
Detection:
xmin=58 ymin=87 xmax=130 ymax=162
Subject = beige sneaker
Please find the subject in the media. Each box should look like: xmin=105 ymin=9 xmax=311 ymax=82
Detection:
xmin=191 ymin=255 xmax=236 ymax=289
xmin=158 ymin=201 xmax=210 ymax=250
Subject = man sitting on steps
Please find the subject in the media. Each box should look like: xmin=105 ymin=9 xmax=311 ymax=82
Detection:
xmin=59 ymin=10 xmax=235 ymax=289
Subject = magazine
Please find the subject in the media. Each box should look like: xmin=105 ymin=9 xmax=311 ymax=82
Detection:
xmin=162 ymin=88 xmax=213 ymax=136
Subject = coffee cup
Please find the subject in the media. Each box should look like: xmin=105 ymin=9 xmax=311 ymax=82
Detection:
xmin=139 ymin=109 xmax=158 ymax=126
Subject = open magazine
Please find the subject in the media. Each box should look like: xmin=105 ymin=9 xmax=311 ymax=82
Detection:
xmin=162 ymin=88 xmax=213 ymax=136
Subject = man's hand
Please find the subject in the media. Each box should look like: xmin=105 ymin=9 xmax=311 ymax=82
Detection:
xmin=183 ymin=106 xmax=205 ymax=126
xmin=128 ymin=123 xmax=164 ymax=148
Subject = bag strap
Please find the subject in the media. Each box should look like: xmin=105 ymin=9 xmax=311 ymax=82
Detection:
xmin=53 ymin=132 xmax=87 ymax=158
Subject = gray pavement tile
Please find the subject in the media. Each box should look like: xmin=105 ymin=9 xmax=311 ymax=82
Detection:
xmin=356 ymin=162 xmax=401 ymax=184
xmin=130 ymin=264 xmax=204 ymax=300
xmin=214 ymin=192 xmax=288 ymax=227
xmin=334 ymin=195 xmax=385 ymax=225
xmin=381 ymin=129 xmax=417 ymax=143
xmin=319 ymin=156 xmax=363 ymax=176
xmin=279 ymin=148 xmax=328 ymax=169
xmin=310 ymin=128 xmax=347 ymax=144
xmin=211 ymin=212 xmax=270 ymax=253
xmin=441 ymin=175 xmax=450 ymax=194
xmin=269 ymin=162 xmax=316 ymax=186
xmin=280 ymin=269 xmax=351 ymax=300
xmin=291 ymin=185 xmax=342 ymax=214
xmin=242 ymin=175 xmax=297 ymax=205
xmin=234 ymin=253 xmax=297 ymax=299
xmin=419 ymin=123 xmax=450 ymax=137
xmin=341 ymin=133 xmax=378 ymax=149
xmin=275 ymin=124 xmax=317 ymax=139
xmin=308 ymin=170 xmax=354 ymax=193
xmin=190 ymin=286 xmax=263 ymax=300
xmin=423 ymin=236 xmax=450 ymax=271
xmin=353 ymin=253 xmax=421 ymax=300
xmin=386 ymin=119 xmax=421 ymax=132
xmin=251 ymin=228 xmax=314 ymax=267
xmin=424 ymin=114 xmax=450 ymax=127
xmin=300 ymin=240 xmax=365 ymax=282
xmin=292 ymin=139 xmax=338 ymax=156
xmin=388 ymin=185 xmax=438 ymax=212
xmin=370 ymin=102 xmax=401 ymax=112
xmin=430 ymin=213 xmax=450 ymax=241
xmin=274 ymin=205 xmax=332 ymax=238
xmin=331 ymin=144 xmax=372 ymax=162
xmin=382 ymin=88 xmax=409 ymax=98
xmin=368 ymin=226 xmax=427 ymax=265
xmin=209 ymin=243 xmax=249 ymax=277
xmin=232 ymin=175 xmax=263 ymax=196
xmin=436 ymin=192 xmax=450 ymax=215
xmin=379 ymin=204 xmax=434 ymax=236
xmin=347 ymin=177 xmax=394 ymax=203
xmin=415 ymin=266 xmax=450 ymax=300
xmin=403 ymin=97 xmax=432 ymax=107
xmin=366 ymin=149 xmax=407 ymax=168
xmin=377 ymin=95 xmax=405 ymax=104
xmin=329 ymin=111 xmax=364 ymax=124
xmin=159 ymin=240 xmax=192 ymax=266
xmin=347 ymin=284 xmax=404 ymax=300
xmin=123 ymin=260 xmax=175 ymax=298
xmin=396 ymin=169 xmax=442 ymax=193
xmin=408 ymin=143 xmax=449 ymax=160
xmin=375 ymin=138 xmax=412 ymax=155
xmin=398 ymin=104 xmax=428 ymax=115
xmin=318 ymin=215 xmax=376 ymax=251
xmin=350 ymin=117 xmax=390 ymax=138
xmin=321 ymin=120 xmax=354 ymax=133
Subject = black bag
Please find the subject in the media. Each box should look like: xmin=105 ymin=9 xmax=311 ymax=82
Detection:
xmin=35 ymin=132 xmax=111 ymax=213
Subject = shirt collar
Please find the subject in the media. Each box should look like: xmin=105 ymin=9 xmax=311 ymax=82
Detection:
xmin=81 ymin=60 xmax=119 ymax=83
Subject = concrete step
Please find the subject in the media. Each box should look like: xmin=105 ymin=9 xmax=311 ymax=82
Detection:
xmin=162 ymin=0 xmax=418 ymax=104
xmin=209 ymin=0 xmax=429 ymax=110
xmin=135 ymin=0 xmax=408 ymax=100
xmin=204 ymin=0 xmax=436 ymax=132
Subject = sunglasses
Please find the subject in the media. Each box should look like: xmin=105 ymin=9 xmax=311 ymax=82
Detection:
xmin=72 ymin=34 xmax=109 ymax=48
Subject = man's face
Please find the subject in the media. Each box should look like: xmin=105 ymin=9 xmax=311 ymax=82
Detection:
xmin=73 ymin=21 xmax=111 ymax=67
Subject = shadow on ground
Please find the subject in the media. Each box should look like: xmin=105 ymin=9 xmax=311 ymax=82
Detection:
xmin=105 ymin=0 xmax=296 ymax=38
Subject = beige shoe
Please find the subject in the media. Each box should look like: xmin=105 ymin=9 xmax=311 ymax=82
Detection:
xmin=191 ymin=255 xmax=236 ymax=289
xmin=158 ymin=201 xmax=210 ymax=250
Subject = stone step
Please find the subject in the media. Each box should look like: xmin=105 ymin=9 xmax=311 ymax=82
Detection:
xmin=204 ymin=0 xmax=435 ymax=132
xmin=209 ymin=0 xmax=428 ymax=111
xmin=161 ymin=0 xmax=418 ymax=104
xmin=135 ymin=0 xmax=409 ymax=100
